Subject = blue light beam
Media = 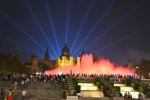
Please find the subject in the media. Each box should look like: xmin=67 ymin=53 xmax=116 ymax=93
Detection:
xmin=0 ymin=9 xmax=45 ymax=51
xmin=3 ymin=34 xmax=43 ymax=57
xmin=72 ymin=0 xmax=116 ymax=56
xmin=85 ymin=1 xmax=143 ymax=51
xmin=70 ymin=0 xmax=96 ymax=54
xmin=50 ymin=54 xmax=55 ymax=60
xmin=44 ymin=0 xmax=61 ymax=55
xmin=4 ymin=34 xmax=56 ymax=59
xmin=23 ymin=0 xmax=58 ymax=57
xmin=94 ymin=25 xmax=150 ymax=53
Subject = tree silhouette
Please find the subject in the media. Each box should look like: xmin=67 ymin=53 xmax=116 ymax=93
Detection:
xmin=0 ymin=53 xmax=31 ymax=73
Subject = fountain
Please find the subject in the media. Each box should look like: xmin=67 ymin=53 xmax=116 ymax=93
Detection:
xmin=45 ymin=54 xmax=134 ymax=75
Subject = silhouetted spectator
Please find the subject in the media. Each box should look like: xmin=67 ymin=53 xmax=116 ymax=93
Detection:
xmin=128 ymin=92 xmax=132 ymax=100
xmin=8 ymin=89 xmax=14 ymax=100
xmin=124 ymin=92 xmax=128 ymax=100
xmin=0 ymin=88 xmax=4 ymax=100
xmin=21 ymin=89 xmax=26 ymax=100
xmin=138 ymin=92 xmax=144 ymax=100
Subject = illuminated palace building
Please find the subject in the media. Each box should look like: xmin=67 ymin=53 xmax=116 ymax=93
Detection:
xmin=26 ymin=43 xmax=84 ymax=72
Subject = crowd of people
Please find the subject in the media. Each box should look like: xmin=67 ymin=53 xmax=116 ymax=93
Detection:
xmin=0 ymin=72 xmax=64 ymax=100
xmin=0 ymin=72 xmax=146 ymax=100
xmin=0 ymin=72 xmax=144 ymax=83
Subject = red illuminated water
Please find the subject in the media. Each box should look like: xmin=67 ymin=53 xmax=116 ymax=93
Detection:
xmin=45 ymin=54 xmax=134 ymax=75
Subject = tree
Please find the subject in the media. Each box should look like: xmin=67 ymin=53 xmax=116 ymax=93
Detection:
xmin=38 ymin=63 xmax=50 ymax=72
xmin=138 ymin=59 xmax=150 ymax=77
xmin=0 ymin=53 xmax=32 ymax=73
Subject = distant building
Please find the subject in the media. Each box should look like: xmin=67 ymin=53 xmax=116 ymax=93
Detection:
xmin=26 ymin=43 xmax=84 ymax=72
xmin=25 ymin=54 xmax=39 ymax=72
xmin=56 ymin=43 xmax=75 ymax=68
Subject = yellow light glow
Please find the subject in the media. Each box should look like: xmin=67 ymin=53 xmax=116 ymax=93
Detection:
xmin=81 ymin=91 xmax=104 ymax=97
xmin=114 ymin=84 xmax=126 ymax=87
xmin=56 ymin=56 xmax=75 ymax=68
xmin=78 ymin=83 xmax=99 ymax=90
xmin=78 ymin=83 xmax=103 ymax=97
xmin=81 ymin=86 xmax=98 ymax=90
xmin=78 ymin=83 xmax=94 ymax=86
xmin=120 ymin=87 xmax=134 ymax=92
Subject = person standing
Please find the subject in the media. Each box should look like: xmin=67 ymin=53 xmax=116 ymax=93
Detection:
xmin=8 ymin=89 xmax=14 ymax=100
xmin=14 ymin=81 xmax=17 ymax=89
xmin=124 ymin=92 xmax=128 ymax=100
xmin=128 ymin=92 xmax=132 ymax=100
xmin=21 ymin=89 xmax=26 ymax=100
xmin=0 ymin=88 xmax=4 ymax=100
xmin=138 ymin=92 xmax=144 ymax=100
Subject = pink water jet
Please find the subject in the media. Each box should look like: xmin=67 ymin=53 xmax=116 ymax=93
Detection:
xmin=45 ymin=54 xmax=134 ymax=75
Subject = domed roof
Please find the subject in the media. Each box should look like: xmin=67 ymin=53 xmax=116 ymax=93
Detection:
xmin=61 ymin=43 xmax=70 ymax=57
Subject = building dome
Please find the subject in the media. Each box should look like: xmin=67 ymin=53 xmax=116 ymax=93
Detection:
xmin=61 ymin=43 xmax=70 ymax=57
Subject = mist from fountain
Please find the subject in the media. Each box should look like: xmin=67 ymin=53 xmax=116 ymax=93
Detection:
xmin=45 ymin=54 xmax=134 ymax=75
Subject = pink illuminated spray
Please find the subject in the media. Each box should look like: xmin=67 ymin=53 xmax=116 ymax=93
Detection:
xmin=45 ymin=54 xmax=134 ymax=75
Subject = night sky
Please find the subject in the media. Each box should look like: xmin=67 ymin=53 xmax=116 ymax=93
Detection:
xmin=0 ymin=0 xmax=150 ymax=65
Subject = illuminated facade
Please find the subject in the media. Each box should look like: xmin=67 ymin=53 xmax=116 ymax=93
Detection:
xmin=56 ymin=43 xmax=81 ymax=68
xmin=26 ymin=43 xmax=84 ymax=72
xmin=55 ymin=43 xmax=85 ymax=68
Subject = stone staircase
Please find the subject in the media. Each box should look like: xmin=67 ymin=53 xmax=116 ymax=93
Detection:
xmin=66 ymin=77 xmax=78 ymax=100
xmin=78 ymin=78 xmax=94 ymax=83
xmin=103 ymin=81 xmax=118 ymax=97
xmin=79 ymin=97 xmax=124 ymax=100
xmin=13 ymin=82 xmax=61 ymax=100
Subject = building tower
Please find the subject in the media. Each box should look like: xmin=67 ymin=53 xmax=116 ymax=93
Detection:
xmin=44 ymin=48 xmax=50 ymax=60
xmin=31 ymin=54 xmax=38 ymax=72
